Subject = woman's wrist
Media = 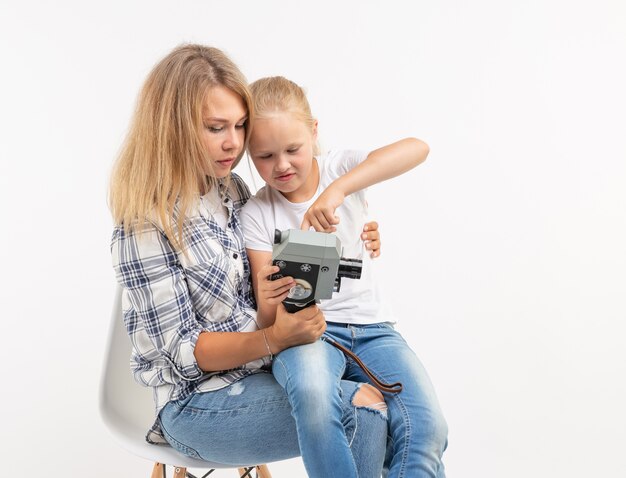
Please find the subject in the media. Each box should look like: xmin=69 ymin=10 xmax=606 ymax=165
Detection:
xmin=265 ymin=325 xmax=284 ymax=355
xmin=261 ymin=328 xmax=274 ymax=359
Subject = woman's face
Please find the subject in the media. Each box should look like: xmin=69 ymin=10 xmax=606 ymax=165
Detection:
xmin=248 ymin=111 xmax=318 ymax=202
xmin=201 ymin=85 xmax=248 ymax=178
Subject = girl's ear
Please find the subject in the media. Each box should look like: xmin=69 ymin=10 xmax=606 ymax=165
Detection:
xmin=312 ymin=119 xmax=319 ymax=140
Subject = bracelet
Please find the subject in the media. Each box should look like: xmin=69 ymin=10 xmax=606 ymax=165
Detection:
xmin=261 ymin=329 xmax=274 ymax=360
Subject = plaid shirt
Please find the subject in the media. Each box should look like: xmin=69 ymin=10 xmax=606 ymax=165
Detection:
xmin=111 ymin=173 xmax=267 ymax=443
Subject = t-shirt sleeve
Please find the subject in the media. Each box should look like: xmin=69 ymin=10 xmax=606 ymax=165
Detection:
xmin=327 ymin=149 xmax=370 ymax=178
xmin=240 ymin=197 xmax=273 ymax=252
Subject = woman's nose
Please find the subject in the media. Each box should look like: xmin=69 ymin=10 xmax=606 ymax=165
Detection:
xmin=223 ymin=128 xmax=241 ymax=152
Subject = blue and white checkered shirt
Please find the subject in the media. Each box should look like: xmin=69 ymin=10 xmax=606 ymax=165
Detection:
xmin=111 ymin=173 xmax=267 ymax=443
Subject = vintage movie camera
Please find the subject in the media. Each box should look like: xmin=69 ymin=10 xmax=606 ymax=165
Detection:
xmin=271 ymin=229 xmax=363 ymax=313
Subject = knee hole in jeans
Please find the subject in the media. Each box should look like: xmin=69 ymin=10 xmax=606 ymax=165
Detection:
xmin=352 ymin=383 xmax=387 ymax=411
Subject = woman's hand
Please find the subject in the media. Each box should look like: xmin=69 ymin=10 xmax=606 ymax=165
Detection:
xmin=267 ymin=304 xmax=326 ymax=352
xmin=362 ymin=221 xmax=381 ymax=258
xmin=300 ymin=186 xmax=345 ymax=232
xmin=256 ymin=264 xmax=295 ymax=306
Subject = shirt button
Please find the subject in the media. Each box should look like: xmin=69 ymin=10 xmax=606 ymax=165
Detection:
xmin=233 ymin=253 xmax=239 ymax=259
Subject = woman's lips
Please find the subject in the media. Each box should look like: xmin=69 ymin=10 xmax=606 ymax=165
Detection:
xmin=217 ymin=158 xmax=235 ymax=167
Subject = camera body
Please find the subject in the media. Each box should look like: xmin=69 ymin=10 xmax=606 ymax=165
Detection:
xmin=271 ymin=229 xmax=362 ymax=312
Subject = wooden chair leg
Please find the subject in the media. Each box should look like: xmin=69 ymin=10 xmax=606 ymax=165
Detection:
xmin=256 ymin=464 xmax=272 ymax=478
xmin=151 ymin=463 xmax=165 ymax=478
xmin=152 ymin=460 xmax=268 ymax=478
xmin=237 ymin=465 xmax=272 ymax=478
xmin=173 ymin=466 xmax=187 ymax=478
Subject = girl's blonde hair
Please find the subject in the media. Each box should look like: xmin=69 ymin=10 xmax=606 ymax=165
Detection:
xmin=109 ymin=44 xmax=253 ymax=249
xmin=249 ymin=76 xmax=320 ymax=155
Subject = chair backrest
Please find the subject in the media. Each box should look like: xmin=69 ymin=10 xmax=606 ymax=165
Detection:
xmin=100 ymin=287 xmax=155 ymax=436
xmin=99 ymin=287 xmax=224 ymax=468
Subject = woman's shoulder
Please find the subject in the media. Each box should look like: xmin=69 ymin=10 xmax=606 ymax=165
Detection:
xmin=227 ymin=172 xmax=252 ymax=203
xmin=111 ymin=220 xmax=169 ymax=252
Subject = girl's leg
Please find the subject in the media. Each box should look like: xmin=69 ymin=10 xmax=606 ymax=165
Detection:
xmin=272 ymin=339 xmax=387 ymax=478
xmin=329 ymin=322 xmax=448 ymax=478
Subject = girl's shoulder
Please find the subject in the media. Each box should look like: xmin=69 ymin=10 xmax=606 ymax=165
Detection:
xmin=319 ymin=149 xmax=369 ymax=177
xmin=240 ymin=184 xmax=272 ymax=223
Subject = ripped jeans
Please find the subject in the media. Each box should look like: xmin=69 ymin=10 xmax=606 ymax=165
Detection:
xmin=273 ymin=339 xmax=388 ymax=478
xmin=274 ymin=322 xmax=448 ymax=478
xmin=158 ymin=372 xmax=387 ymax=476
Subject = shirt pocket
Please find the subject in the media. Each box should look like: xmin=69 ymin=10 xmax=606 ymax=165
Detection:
xmin=184 ymin=252 xmax=238 ymax=325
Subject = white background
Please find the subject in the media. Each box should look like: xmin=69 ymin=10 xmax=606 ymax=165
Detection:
xmin=1 ymin=1 xmax=625 ymax=476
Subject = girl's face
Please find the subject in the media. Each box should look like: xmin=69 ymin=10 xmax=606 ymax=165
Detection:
xmin=201 ymin=85 xmax=248 ymax=178
xmin=248 ymin=111 xmax=318 ymax=202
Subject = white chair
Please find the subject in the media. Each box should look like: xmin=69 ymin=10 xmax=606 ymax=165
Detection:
xmin=99 ymin=287 xmax=272 ymax=478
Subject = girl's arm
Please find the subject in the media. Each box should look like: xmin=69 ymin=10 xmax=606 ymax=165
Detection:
xmin=247 ymin=248 xmax=295 ymax=328
xmin=301 ymin=138 xmax=429 ymax=232
xmin=247 ymin=222 xmax=383 ymax=328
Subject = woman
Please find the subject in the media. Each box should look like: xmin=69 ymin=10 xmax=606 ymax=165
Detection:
xmin=109 ymin=44 xmax=386 ymax=478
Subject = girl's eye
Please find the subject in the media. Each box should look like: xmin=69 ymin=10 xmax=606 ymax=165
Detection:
xmin=287 ymin=147 xmax=300 ymax=154
xmin=257 ymin=154 xmax=272 ymax=159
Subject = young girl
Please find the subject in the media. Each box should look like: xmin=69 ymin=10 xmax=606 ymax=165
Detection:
xmin=241 ymin=76 xmax=448 ymax=478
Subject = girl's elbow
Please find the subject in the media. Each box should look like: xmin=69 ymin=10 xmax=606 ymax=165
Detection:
xmin=406 ymin=137 xmax=429 ymax=164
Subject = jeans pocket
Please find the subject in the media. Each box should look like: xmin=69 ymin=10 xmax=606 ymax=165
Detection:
xmin=369 ymin=321 xmax=396 ymax=330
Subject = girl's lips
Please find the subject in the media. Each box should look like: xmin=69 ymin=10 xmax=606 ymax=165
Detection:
xmin=275 ymin=173 xmax=295 ymax=182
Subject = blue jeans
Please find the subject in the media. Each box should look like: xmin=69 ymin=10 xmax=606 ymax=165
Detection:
xmin=272 ymin=339 xmax=388 ymax=478
xmin=159 ymin=372 xmax=387 ymax=477
xmin=274 ymin=322 xmax=448 ymax=478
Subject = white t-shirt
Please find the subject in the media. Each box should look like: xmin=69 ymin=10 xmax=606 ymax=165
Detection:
xmin=240 ymin=150 xmax=395 ymax=325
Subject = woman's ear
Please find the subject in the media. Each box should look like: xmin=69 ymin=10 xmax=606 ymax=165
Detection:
xmin=312 ymin=119 xmax=319 ymax=140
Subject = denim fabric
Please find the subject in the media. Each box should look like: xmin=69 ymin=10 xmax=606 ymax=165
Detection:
xmin=273 ymin=339 xmax=388 ymax=478
xmin=328 ymin=322 xmax=448 ymax=478
xmin=158 ymin=371 xmax=387 ymax=475
xmin=274 ymin=322 xmax=448 ymax=478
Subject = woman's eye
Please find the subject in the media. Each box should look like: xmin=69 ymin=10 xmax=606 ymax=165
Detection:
xmin=287 ymin=147 xmax=300 ymax=154
xmin=235 ymin=122 xmax=246 ymax=129
xmin=206 ymin=126 xmax=223 ymax=133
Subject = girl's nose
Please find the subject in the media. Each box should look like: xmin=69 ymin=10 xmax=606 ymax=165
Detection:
xmin=274 ymin=154 xmax=290 ymax=171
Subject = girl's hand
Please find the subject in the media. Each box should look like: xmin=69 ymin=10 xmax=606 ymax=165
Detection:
xmin=267 ymin=303 xmax=327 ymax=352
xmin=362 ymin=221 xmax=381 ymax=258
xmin=300 ymin=186 xmax=345 ymax=232
xmin=256 ymin=264 xmax=295 ymax=305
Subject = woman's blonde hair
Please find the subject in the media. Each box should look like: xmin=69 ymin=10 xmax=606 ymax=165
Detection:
xmin=249 ymin=76 xmax=320 ymax=155
xmin=109 ymin=44 xmax=253 ymax=249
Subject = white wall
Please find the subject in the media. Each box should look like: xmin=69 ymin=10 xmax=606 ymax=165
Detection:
xmin=1 ymin=1 xmax=624 ymax=476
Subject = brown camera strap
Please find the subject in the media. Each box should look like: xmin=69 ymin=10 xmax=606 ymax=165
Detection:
xmin=325 ymin=338 xmax=403 ymax=394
